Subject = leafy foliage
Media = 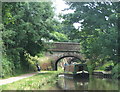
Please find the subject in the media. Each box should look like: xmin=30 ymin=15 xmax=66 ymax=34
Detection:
xmin=112 ymin=63 xmax=120 ymax=79
xmin=2 ymin=2 xmax=55 ymax=56
xmin=1 ymin=2 xmax=56 ymax=77
xmin=50 ymin=31 xmax=69 ymax=42
xmin=62 ymin=2 xmax=119 ymax=75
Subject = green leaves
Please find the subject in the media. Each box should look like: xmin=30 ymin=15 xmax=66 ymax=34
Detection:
xmin=2 ymin=2 xmax=57 ymax=76
xmin=50 ymin=32 xmax=69 ymax=42
xmin=62 ymin=2 xmax=119 ymax=73
xmin=2 ymin=2 xmax=55 ymax=56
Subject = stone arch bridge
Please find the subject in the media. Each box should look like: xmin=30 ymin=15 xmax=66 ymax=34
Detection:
xmin=45 ymin=42 xmax=85 ymax=70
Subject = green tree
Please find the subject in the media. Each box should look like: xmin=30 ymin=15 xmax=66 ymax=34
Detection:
xmin=63 ymin=2 xmax=119 ymax=71
xmin=1 ymin=2 xmax=56 ymax=76
xmin=2 ymin=2 xmax=55 ymax=56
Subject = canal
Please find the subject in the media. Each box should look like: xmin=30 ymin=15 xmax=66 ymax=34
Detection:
xmin=48 ymin=74 xmax=119 ymax=90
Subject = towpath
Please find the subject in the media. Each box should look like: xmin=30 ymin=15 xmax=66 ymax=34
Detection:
xmin=0 ymin=72 xmax=39 ymax=85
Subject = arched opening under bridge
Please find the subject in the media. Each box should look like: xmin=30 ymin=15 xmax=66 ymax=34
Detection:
xmin=54 ymin=55 xmax=84 ymax=71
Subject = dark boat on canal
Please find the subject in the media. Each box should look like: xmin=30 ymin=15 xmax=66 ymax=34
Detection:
xmin=63 ymin=63 xmax=89 ymax=78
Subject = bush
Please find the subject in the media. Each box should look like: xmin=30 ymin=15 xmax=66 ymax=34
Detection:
xmin=1 ymin=53 xmax=36 ymax=78
xmin=25 ymin=53 xmax=54 ymax=71
xmin=1 ymin=56 xmax=15 ymax=78
xmin=112 ymin=63 xmax=120 ymax=79
xmin=96 ymin=61 xmax=114 ymax=70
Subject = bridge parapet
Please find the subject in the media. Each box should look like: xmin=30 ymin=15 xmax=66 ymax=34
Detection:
xmin=47 ymin=42 xmax=80 ymax=52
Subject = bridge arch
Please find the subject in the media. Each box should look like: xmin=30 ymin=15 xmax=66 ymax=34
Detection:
xmin=46 ymin=42 xmax=85 ymax=70
xmin=54 ymin=53 xmax=84 ymax=70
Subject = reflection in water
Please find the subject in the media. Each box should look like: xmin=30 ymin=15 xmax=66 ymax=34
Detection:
xmin=56 ymin=74 xmax=119 ymax=90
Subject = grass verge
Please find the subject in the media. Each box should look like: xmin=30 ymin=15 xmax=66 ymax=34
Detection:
xmin=1 ymin=71 xmax=61 ymax=90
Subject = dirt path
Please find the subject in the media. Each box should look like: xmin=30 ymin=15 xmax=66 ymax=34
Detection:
xmin=0 ymin=72 xmax=38 ymax=85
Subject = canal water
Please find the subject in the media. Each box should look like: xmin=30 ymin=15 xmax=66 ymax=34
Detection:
xmin=49 ymin=74 xmax=119 ymax=90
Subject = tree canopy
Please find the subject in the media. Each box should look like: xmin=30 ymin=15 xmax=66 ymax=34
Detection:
xmin=2 ymin=2 xmax=56 ymax=56
xmin=1 ymin=2 xmax=60 ymax=75
xmin=62 ymin=2 xmax=119 ymax=66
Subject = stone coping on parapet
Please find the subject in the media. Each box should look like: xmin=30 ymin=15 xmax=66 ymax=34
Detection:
xmin=47 ymin=49 xmax=80 ymax=52
xmin=46 ymin=42 xmax=80 ymax=45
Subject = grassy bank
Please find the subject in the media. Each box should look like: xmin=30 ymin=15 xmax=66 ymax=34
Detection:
xmin=1 ymin=71 xmax=61 ymax=90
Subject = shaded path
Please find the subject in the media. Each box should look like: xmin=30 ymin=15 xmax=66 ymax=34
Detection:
xmin=0 ymin=72 xmax=38 ymax=85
